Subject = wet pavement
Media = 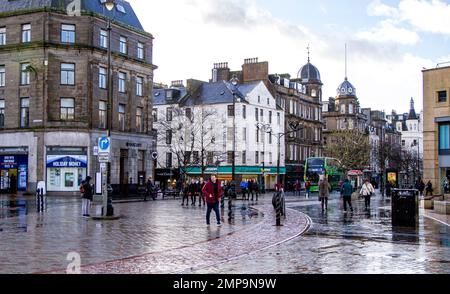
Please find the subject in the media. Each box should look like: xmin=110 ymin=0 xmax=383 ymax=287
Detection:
xmin=0 ymin=192 xmax=449 ymax=274
xmin=194 ymin=193 xmax=450 ymax=274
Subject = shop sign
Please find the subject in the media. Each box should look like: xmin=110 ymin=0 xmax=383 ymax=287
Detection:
xmin=126 ymin=142 xmax=143 ymax=148
xmin=46 ymin=155 xmax=87 ymax=168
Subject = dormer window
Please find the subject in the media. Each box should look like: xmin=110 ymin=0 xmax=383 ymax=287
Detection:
xmin=166 ymin=90 xmax=173 ymax=99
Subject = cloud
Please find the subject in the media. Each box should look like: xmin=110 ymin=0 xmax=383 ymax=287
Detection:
xmin=398 ymin=0 xmax=450 ymax=35
xmin=367 ymin=0 xmax=398 ymax=17
xmin=128 ymin=0 xmax=433 ymax=112
xmin=356 ymin=20 xmax=420 ymax=45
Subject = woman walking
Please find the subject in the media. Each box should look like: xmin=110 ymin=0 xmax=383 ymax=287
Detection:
xmin=81 ymin=176 xmax=93 ymax=217
xmin=188 ymin=179 xmax=197 ymax=206
xmin=318 ymin=176 xmax=331 ymax=213
xmin=360 ymin=179 xmax=375 ymax=210
xmin=198 ymin=177 xmax=206 ymax=207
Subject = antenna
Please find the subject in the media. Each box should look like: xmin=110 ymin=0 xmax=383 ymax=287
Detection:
xmin=345 ymin=43 xmax=348 ymax=80
xmin=307 ymin=44 xmax=310 ymax=63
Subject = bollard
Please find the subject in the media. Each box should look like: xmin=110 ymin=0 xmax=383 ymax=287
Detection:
xmin=36 ymin=188 xmax=45 ymax=212
xmin=276 ymin=192 xmax=282 ymax=226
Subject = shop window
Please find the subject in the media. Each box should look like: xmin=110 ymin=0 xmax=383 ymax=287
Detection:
xmin=439 ymin=124 xmax=450 ymax=155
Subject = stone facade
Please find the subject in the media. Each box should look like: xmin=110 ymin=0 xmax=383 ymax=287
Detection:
xmin=0 ymin=4 xmax=156 ymax=195
xmin=423 ymin=65 xmax=450 ymax=194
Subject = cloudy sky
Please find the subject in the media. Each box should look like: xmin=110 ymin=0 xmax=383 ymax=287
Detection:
xmin=128 ymin=0 xmax=449 ymax=114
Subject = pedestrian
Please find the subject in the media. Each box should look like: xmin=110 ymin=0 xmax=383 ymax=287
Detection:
xmin=181 ymin=181 xmax=189 ymax=206
xmin=318 ymin=176 xmax=331 ymax=213
xmin=240 ymin=180 xmax=247 ymax=200
xmin=198 ymin=177 xmax=206 ymax=207
xmin=188 ymin=179 xmax=197 ymax=206
xmin=80 ymin=176 xmax=93 ymax=217
xmin=418 ymin=179 xmax=425 ymax=197
xmin=341 ymin=179 xmax=354 ymax=213
xmin=9 ymin=174 xmax=17 ymax=194
xmin=145 ymin=176 xmax=156 ymax=201
xmin=360 ymin=179 xmax=375 ymax=210
xmin=254 ymin=180 xmax=260 ymax=201
xmin=248 ymin=179 xmax=255 ymax=201
xmin=425 ymin=181 xmax=433 ymax=196
xmin=386 ymin=181 xmax=392 ymax=198
xmin=202 ymin=174 xmax=222 ymax=227
xmin=305 ymin=179 xmax=311 ymax=199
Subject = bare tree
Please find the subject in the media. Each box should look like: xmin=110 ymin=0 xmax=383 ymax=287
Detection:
xmin=155 ymin=105 xmax=226 ymax=182
xmin=324 ymin=130 xmax=371 ymax=172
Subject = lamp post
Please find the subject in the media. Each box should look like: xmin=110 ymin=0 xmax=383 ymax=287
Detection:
xmin=103 ymin=0 xmax=116 ymax=217
xmin=229 ymin=75 xmax=240 ymax=219
xmin=257 ymin=122 xmax=271 ymax=193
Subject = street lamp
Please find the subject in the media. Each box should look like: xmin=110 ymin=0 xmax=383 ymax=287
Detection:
xmin=229 ymin=75 xmax=240 ymax=220
xmin=102 ymin=0 xmax=116 ymax=217
xmin=256 ymin=122 xmax=271 ymax=193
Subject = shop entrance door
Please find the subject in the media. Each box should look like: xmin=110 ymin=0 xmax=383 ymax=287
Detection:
xmin=0 ymin=169 xmax=9 ymax=192
xmin=0 ymin=169 xmax=17 ymax=193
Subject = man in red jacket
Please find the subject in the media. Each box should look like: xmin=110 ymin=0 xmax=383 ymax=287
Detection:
xmin=202 ymin=174 xmax=222 ymax=227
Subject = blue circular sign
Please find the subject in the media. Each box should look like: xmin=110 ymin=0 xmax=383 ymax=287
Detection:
xmin=99 ymin=137 xmax=110 ymax=151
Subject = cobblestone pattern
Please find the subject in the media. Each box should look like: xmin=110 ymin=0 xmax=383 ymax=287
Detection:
xmin=78 ymin=204 xmax=310 ymax=274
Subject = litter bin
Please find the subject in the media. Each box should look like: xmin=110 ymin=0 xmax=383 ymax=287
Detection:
xmin=391 ymin=189 xmax=419 ymax=227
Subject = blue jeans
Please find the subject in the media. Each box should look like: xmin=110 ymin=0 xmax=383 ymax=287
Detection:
xmin=206 ymin=202 xmax=221 ymax=224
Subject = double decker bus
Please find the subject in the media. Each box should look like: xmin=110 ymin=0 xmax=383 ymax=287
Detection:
xmin=304 ymin=157 xmax=343 ymax=193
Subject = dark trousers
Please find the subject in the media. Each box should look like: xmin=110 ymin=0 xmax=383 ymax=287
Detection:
xmin=242 ymin=189 xmax=247 ymax=200
xmin=206 ymin=202 xmax=221 ymax=224
xmin=343 ymin=196 xmax=353 ymax=211
xmin=321 ymin=197 xmax=328 ymax=211
xmin=199 ymin=194 xmax=205 ymax=206
xmin=364 ymin=195 xmax=371 ymax=208
xmin=191 ymin=193 xmax=196 ymax=205
xmin=249 ymin=190 xmax=254 ymax=200
xmin=425 ymin=190 xmax=433 ymax=196
xmin=182 ymin=193 xmax=189 ymax=205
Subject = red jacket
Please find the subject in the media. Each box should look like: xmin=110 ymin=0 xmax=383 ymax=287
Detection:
xmin=202 ymin=180 xmax=222 ymax=204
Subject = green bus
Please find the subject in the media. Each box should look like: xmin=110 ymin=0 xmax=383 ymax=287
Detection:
xmin=304 ymin=157 xmax=343 ymax=193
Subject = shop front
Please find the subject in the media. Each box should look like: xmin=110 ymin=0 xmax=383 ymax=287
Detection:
xmin=46 ymin=147 xmax=87 ymax=192
xmin=155 ymin=168 xmax=180 ymax=190
xmin=0 ymin=153 xmax=28 ymax=193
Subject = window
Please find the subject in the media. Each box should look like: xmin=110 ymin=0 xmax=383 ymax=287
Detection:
xmin=349 ymin=104 xmax=354 ymax=114
xmin=260 ymin=109 xmax=264 ymax=121
xmin=185 ymin=108 xmax=192 ymax=120
xmin=193 ymin=151 xmax=199 ymax=164
xmin=255 ymin=151 xmax=259 ymax=164
xmin=20 ymin=98 xmax=29 ymax=128
xmin=21 ymin=24 xmax=31 ymax=43
xmin=258 ymin=96 xmax=261 ymax=103
xmin=439 ymin=124 xmax=450 ymax=154
xmin=136 ymin=76 xmax=143 ymax=96
xmin=402 ymin=140 xmax=406 ymax=147
xmin=341 ymin=104 xmax=346 ymax=114
xmin=99 ymin=67 xmax=107 ymax=89
xmin=269 ymin=152 xmax=273 ymax=165
xmin=166 ymin=153 xmax=173 ymax=168
xmin=269 ymin=132 xmax=272 ymax=144
xmin=438 ymin=91 xmax=447 ymax=103
xmin=242 ymin=105 xmax=246 ymax=119
xmin=20 ymin=63 xmax=30 ymax=85
xmin=0 ymin=99 xmax=4 ymax=128
xmin=256 ymin=129 xmax=259 ymax=143
xmin=0 ymin=27 xmax=5 ymax=45
xmin=60 ymin=63 xmax=75 ymax=85
xmin=61 ymin=24 xmax=75 ymax=43
xmin=166 ymin=108 xmax=173 ymax=121
xmin=261 ymin=152 xmax=265 ymax=164
xmin=152 ymin=108 xmax=157 ymax=122
xmin=60 ymin=98 xmax=75 ymax=120
xmin=269 ymin=111 xmax=272 ymax=124
xmin=207 ymin=152 xmax=214 ymax=165
xmin=277 ymin=113 xmax=281 ymax=125
xmin=243 ymin=128 xmax=247 ymax=141
xmin=119 ymin=36 xmax=127 ymax=54
xmin=227 ymin=151 xmax=234 ymax=164
xmin=100 ymin=29 xmax=108 ymax=48
xmin=166 ymin=130 xmax=173 ymax=145
xmin=227 ymin=105 xmax=235 ymax=117
xmin=137 ymin=42 xmax=145 ymax=59
xmin=0 ymin=65 xmax=4 ymax=87
xmin=255 ymin=108 xmax=259 ymax=121
xmin=227 ymin=127 xmax=233 ymax=141
xmin=136 ymin=107 xmax=143 ymax=133
xmin=99 ymin=101 xmax=107 ymax=129
xmin=267 ymin=98 xmax=270 ymax=105
xmin=118 ymin=104 xmax=126 ymax=131
xmin=118 ymin=72 xmax=126 ymax=93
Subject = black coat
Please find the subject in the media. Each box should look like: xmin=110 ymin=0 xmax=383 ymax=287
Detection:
xmin=82 ymin=182 xmax=93 ymax=201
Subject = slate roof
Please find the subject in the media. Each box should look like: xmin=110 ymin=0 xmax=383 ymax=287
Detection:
xmin=0 ymin=0 xmax=143 ymax=31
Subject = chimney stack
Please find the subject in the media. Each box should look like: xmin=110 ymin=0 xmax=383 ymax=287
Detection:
xmin=242 ymin=57 xmax=268 ymax=83
xmin=212 ymin=62 xmax=230 ymax=82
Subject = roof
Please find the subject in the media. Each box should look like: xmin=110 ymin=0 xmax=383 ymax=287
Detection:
xmin=298 ymin=62 xmax=321 ymax=83
xmin=0 ymin=0 xmax=144 ymax=31
xmin=337 ymin=78 xmax=357 ymax=97
xmin=182 ymin=81 xmax=253 ymax=107
xmin=153 ymin=87 xmax=187 ymax=106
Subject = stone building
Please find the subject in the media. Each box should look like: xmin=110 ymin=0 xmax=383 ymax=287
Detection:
xmin=423 ymin=63 xmax=450 ymax=194
xmin=0 ymin=0 xmax=156 ymax=195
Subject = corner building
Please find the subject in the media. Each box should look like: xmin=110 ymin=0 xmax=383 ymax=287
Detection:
xmin=0 ymin=0 xmax=156 ymax=195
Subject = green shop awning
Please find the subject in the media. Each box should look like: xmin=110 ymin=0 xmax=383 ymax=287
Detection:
xmin=181 ymin=166 xmax=286 ymax=175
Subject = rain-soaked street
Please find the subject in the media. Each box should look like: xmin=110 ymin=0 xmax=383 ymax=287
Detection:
xmin=0 ymin=192 xmax=449 ymax=274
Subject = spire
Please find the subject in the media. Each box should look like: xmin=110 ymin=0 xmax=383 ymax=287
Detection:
xmin=307 ymin=44 xmax=310 ymax=79
xmin=408 ymin=97 xmax=417 ymax=120
xmin=345 ymin=43 xmax=348 ymax=80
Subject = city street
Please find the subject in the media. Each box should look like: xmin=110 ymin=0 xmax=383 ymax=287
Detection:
xmin=0 ymin=192 xmax=448 ymax=274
